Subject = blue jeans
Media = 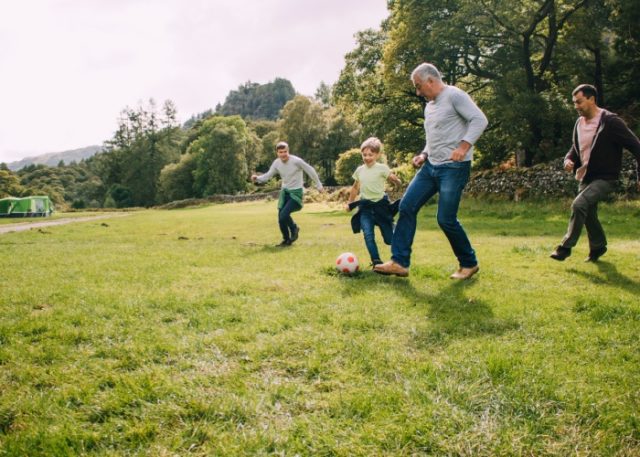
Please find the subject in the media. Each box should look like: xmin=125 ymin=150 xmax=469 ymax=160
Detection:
xmin=391 ymin=160 xmax=477 ymax=268
xmin=278 ymin=193 xmax=301 ymax=241
xmin=360 ymin=209 xmax=393 ymax=263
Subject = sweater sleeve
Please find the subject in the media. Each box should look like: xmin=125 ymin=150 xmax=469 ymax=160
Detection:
xmin=452 ymin=89 xmax=488 ymax=145
xmin=255 ymin=160 xmax=279 ymax=184
xmin=298 ymin=158 xmax=323 ymax=190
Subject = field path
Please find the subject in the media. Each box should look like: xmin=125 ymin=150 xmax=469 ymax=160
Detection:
xmin=0 ymin=213 xmax=130 ymax=235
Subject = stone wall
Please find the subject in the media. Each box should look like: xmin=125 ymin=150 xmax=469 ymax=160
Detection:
xmin=161 ymin=156 xmax=637 ymax=209
xmin=465 ymin=155 xmax=638 ymax=200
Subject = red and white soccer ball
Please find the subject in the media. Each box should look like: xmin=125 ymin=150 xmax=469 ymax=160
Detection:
xmin=336 ymin=252 xmax=359 ymax=274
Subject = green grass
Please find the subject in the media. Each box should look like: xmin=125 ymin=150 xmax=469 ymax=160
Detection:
xmin=0 ymin=199 xmax=639 ymax=456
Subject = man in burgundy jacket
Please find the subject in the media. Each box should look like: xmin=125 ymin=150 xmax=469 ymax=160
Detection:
xmin=551 ymin=84 xmax=640 ymax=262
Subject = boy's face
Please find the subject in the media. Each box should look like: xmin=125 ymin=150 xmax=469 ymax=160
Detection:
xmin=276 ymin=147 xmax=290 ymax=162
xmin=361 ymin=147 xmax=379 ymax=167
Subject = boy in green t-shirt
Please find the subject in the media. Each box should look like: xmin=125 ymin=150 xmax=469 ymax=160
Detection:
xmin=346 ymin=137 xmax=401 ymax=267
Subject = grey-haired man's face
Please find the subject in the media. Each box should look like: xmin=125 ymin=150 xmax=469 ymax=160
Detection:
xmin=413 ymin=75 xmax=436 ymax=100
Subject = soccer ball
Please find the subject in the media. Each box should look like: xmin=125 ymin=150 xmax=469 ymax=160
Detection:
xmin=336 ymin=252 xmax=359 ymax=274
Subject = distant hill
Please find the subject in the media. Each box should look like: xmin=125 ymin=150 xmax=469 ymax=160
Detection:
xmin=6 ymin=145 xmax=103 ymax=171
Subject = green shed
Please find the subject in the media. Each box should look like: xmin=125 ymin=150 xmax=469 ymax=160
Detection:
xmin=0 ymin=196 xmax=54 ymax=217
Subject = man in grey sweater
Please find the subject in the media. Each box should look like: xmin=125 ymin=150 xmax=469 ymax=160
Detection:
xmin=252 ymin=142 xmax=324 ymax=247
xmin=375 ymin=62 xmax=488 ymax=278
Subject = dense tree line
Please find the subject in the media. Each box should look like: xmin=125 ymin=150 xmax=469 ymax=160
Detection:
xmin=0 ymin=79 xmax=359 ymax=208
xmin=334 ymin=0 xmax=640 ymax=168
xmin=3 ymin=1 xmax=638 ymax=208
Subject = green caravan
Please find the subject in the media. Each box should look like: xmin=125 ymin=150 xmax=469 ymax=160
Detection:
xmin=0 ymin=196 xmax=54 ymax=217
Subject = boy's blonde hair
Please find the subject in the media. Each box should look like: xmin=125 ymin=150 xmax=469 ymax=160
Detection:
xmin=360 ymin=137 xmax=382 ymax=153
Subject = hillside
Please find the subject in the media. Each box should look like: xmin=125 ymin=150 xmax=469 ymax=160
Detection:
xmin=6 ymin=145 xmax=102 ymax=170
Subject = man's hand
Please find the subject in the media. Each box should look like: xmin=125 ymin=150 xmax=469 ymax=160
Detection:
xmin=251 ymin=174 xmax=258 ymax=182
xmin=563 ymin=160 xmax=574 ymax=172
xmin=450 ymin=146 xmax=468 ymax=162
xmin=412 ymin=154 xmax=426 ymax=168
xmin=450 ymin=141 xmax=471 ymax=162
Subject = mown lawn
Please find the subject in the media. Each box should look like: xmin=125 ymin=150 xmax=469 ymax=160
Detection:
xmin=0 ymin=198 xmax=638 ymax=456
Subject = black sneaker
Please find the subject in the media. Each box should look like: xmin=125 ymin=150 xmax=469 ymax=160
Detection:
xmin=290 ymin=225 xmax=299 ymax=243
xmin=371 ymin=259 xmax=383 ymax=268
xmin=276 ymin=240 xmax=292 ymax=247
xmin=550 ymin=245 xmax=571 ymax=261
xmin=585 ymin=246 xmax=607 ymax=262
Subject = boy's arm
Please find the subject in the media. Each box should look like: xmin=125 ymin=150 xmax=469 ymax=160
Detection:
xmin=298 ymin=159 xmax=324 ymax=190
xmin=253 ymin=160 xmax=278 ymax=184
xmin=387 ymin=172 xmax=401 ymax=189
xmin=345 ymin=180 xmax=360 ymax=211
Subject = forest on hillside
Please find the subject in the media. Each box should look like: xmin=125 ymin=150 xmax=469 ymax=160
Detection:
xmin=1 ymin=0 xmax=638 ymax=209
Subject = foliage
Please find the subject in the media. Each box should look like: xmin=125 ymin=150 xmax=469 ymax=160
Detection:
xmin=107 ymin=183 xmax=133 ymax=208
xmin=0 ymin=200 xmax=639 ymax=455
xmin=335 ymin=0 xmax=640 ymax=169
xmin=156 ymin=153 xmax=198 ymax=203
xmin=188 ymin=116 xmax=253 ymax=196
xmin=279 ymin=96 xmax=359 ymax=184
xmin=216 ymin=78 xmax=296 ymax=120
xmin=334 ymin=148 xmax=363 ymax=185
xmin=0 ymin=168 xmax=25 ymax=198
xmin=98 ymin=99 xmax=183 ymax=207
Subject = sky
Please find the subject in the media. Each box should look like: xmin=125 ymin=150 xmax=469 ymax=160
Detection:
xmin=0 ymin=0 xmax=389 ymax=163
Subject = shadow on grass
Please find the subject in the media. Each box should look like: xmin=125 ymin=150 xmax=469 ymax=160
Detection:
xmin=568 ymin=260 xmax=640 ymax=294
xmin=334 ymin=271 xmax=520 ymax=348
xmin=396 ymin=279 xmax=520 ymax=348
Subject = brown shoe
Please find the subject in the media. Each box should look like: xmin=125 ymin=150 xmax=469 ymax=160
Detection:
xmin=450 ymin=265 xmax=479 ymax=280
xmin=373 ymin=260 xmax=409 ymax=277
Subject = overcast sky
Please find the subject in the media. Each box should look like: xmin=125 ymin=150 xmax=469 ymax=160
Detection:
xmin=0 ymin=0 xmax=388 ymax=163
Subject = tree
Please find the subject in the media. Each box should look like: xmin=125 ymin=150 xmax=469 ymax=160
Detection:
xmin=188 ymin=116 xmax=253 ymax=196
xmin=314 ymin=81 xmax=333 ymax=107
xmin=337 ymin=0 xmax=640 ymax=168
xmin=278 ymin=96 xmax=330 ymax=180
xmin=157 ymin=153 xmax=197 ymax=203
xmin=99 ymin=99 xmax=183 ymax=206
xmin=334 ymin=148 xmax=363 ymax=185
xmin=0 ymin=169 xmax=24 ymax=197
xmin=216 ymin=78 xmax=296 ymax=120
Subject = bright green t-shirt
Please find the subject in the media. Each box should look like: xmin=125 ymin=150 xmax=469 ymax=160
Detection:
xmin=352 ymin=162 xmax=391 ymax=202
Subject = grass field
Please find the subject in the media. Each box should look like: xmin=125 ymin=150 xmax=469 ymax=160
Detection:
xmin=0 ymin=198 xmax=639 ymax=456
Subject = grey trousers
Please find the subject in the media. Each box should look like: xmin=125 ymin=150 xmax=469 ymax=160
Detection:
xmin=561 ymin=179 xmax=615 ymax=250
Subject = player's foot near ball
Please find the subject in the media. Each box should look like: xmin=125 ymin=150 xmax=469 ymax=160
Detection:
xmin=276 ymin=240 xmax=292 ymax=247
xmin=373 ymin=260 xmax=409 ymax=277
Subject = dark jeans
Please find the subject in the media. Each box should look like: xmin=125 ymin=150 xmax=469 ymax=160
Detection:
xmin=360 ymin=209 xmax=393 ymax=263
xmin=391 ymin=160 xmax=476 ymax=268
xmin=278 ymin=193 xmax=301 ymax=241
xmin=561 ymin=179 xmax=615 ymax=250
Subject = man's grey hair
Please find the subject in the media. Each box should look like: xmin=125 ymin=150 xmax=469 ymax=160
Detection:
xmin=411 ymin=63 xmax=442 ymax=82
xmin=276 ymin=141 xmax=289 ymax=151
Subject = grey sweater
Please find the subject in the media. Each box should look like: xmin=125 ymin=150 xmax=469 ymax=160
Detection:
xmin=422 ymin=85 xmax=488 ymax=164
xmin=256 ymin=154 xmax=323 ymax=190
